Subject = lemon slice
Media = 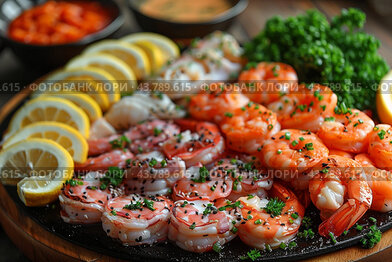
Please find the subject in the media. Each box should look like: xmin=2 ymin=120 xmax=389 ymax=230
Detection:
xmin=132 ymin=41 xmax=164 ymax=72
xmin=8 ymin=97 xmax=90 ymax=138
xmin=377 ymin=70 xmax=392 ymax=124
xmin=3 ymin=122 xmax=88 ymax=163
xmin=0 ymin=138 xmax=73 ymax=206
xmin=40 ymin=91 xmax=102 ymax=122
xmin=83 ymin=40 xmax=150 ymax=79
xmin=42 ymin=67 xmax=119 ymax=110
xmin=66 ymin=54 xmax=137 ymax=94
xmin=121 ymin=32 xmax=179 ymax=62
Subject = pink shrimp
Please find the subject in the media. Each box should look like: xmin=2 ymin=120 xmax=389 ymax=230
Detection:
xmin=268 ymin=84 xmax=337 ymax=132
xmin=220 ymin=102 xmax=280 ymax=154
xmin=87 ymin=120 xmax=180 ymax=156
xmin=318 ymin=109 xmax=374 ymax=153
xmin=188 ymin=83 xmax=249 ymax=123
xmin=309 ymin=155 xmax=372 ymax=237
xmin=124 ymin=151 xmax=186 ymax=196
xmin=172 ymin=165 xmax=232 ymax=201
xmin=102 ymin=194 xmax=173 ymax=245
xmin=368 ymin=124 xmax=392 ymax=170
xmin=162 ymin=119 xmax=225 ymax=166
xmin=168 ymin=198 xmax=242 ymax=252
xmin=237 ymin=182 xmax=305 ymax=249
xmin=239 ymin=62 xmax=298 ymax=105
xmin=355 ymin=153 xmax=392 ymax=212
xmin=59 ymin=172 xmax=124 ymax=224
xmin=75 ymin=150 xmax=134 ymax=173
xmin=258 ymin=129 xmax=329 ymax=187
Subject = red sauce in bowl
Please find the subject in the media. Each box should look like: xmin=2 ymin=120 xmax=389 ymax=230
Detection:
xmin=8 ymin=1 xmax=112 ymax=45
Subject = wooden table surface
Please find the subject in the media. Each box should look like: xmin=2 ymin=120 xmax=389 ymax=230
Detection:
xmin=0 ymin=0 xmax=392 ymax=261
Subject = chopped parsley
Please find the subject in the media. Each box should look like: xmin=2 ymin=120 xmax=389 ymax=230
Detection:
xmin=65 ymin=179 xmax=83 ymax=187
xmin=213 ymin=242 xmax=222 ymax=253
xmin=100 ymin=167 xmax=124 ymax=190
xmin=360 ymin=225 xmax=382 ymax=249
xmin=264 ymin=198 xmax=285 ymax=217
xmin=240 ymin=249 xmax=261 ymax=261
xmin=109 ymin=135 xmax=130 ymax=150
xmin=192 ymin=166 xmax=209 ymax=183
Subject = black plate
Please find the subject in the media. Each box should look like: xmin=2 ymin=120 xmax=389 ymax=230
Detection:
xmin=1 ymin=97 xmax=392 ymax=261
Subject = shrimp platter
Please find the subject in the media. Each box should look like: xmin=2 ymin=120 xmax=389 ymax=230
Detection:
xmin=2 ymin=30 xmax=392 ymax=262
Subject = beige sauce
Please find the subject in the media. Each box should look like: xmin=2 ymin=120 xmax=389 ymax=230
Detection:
xmin=139 ymin=0 xmax=232 ymax=23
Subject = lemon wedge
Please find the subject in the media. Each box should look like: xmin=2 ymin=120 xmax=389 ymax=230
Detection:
xmin=8 ymin=97 xmax=90 ymax=138
xmin=132 ymin=40 xmax=165 ymax=73
xmin=0 ymin=138 xmax=73 ymax=207
xmin=41 ymin=67 xmax=120 ymax=110
xmin=121 ymin=32 xmax=179 ymax=62
xmin=3 ymin=121 xmax=88 ymax=163
xmin=66 ymin=54 xmax=137 ymax=94
xmin=377 ymin=70 xmax=392 ymax=125
xmin=39 ymin=91 xmax=102 ymax=122
xmin=83 ymin=40 xmax=150 ymax=79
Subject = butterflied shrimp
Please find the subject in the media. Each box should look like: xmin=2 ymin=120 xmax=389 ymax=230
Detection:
xmin=163 ymin=119 xmax=225 ymax=166
xmin=168 ymin=198 xmax=242 ymax=253
xmin=318 ymin=109 xmax=374 ymax=153
xmin=188 ymin=83 xmax=249 ymax=123
xmin=237 ymin=182 xmax=305 ymax=249
xmin=355 ymin=153 xmax=392 ymax=212
xmin=75 ymin=150 xmax=134 ymax=173
xmin=59 ymin=172 xmax=123 ymax=224
xmin=220 ymin=102 xmax=280 ymax=154
xmin=268 ymin=84 xmax=337 ymax=132
xmin=309 ymin=155 xmax=372 ymax=237
xmin=102 ymin=194 xmax=173 ymax=245
xmin=259 ymin=129 xmax=329 ymax=185
xmin=239 ymin=62 xmax=298 ymax=105
xmin=172 ymin=165 xmax=232 ymax=201
xmin=125 ymin=151 xmax=186 ymax=196
xmin=368 ymin=124 xmax=392 ymax=170
xmin=87 ymin=120 xmax=180 ymax=156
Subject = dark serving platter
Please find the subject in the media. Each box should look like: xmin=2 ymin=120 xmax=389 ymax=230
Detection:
xmin=1 ymin=95 xmax=392 ymax=261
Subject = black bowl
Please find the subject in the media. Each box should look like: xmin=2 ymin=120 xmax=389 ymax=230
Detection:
xmin=0 ymin=0 xmax=124 ymax=70
xmin=128 ymin=0 xmax=248 ymax=39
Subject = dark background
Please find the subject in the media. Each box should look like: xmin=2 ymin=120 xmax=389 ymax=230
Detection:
xmin=0 ymin=0 xmax=391 ymax=261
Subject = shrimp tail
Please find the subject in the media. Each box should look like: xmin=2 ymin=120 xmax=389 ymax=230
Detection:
xmin=318 ymin=199 xmax=369 ymax=237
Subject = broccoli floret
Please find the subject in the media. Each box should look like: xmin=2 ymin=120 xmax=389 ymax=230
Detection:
xmin=360 ymin=225 xmax=382 ymax=249
xmin=244 ymin=8 xmax=389 ymax=110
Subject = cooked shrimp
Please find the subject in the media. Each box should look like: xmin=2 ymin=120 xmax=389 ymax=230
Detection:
xmin=163 ymin=119 xmax=225 ymax=166
xmin=368 ymin=124 xmax=392 ymax=170
xmin=102 ymin=194 xmax=173 ymax=245
xmin=188 ymin=83 xmax=249 ymax=123
xmin=172 ymin=165 xmax=232 ymax=201
xmin=125 ymin=151 xmax=186 ymax=196
xmin=237 ymin=182 xmax=304 ymax=249
xmin=355 ymin=153 xmax=392 ymax=212
xmin=268 ymin=84 xmax=337 ymax=132
xmin=220 ymin=102 xmax=280 ymax=154
xmin=168 ymin=198 xmax=242 ymax=252
xmin=105 ymin=93 xmax=185 ymax=130
xmin=87 ymin=120 xmax=180 ymax=156
xmin=239 ymin=62 xmax=298 ymax=105
xmin=75 ymin=150 xmax=134 ymax=173
xmin=59 ymin=172 xmax=123 ymax=224
xmin=318 ymin=109 xmax=374 ymax=153
xmin=309 ymin=155 xmax=372 ymax=237
xmin=259 ymin=129 xmax=329 ymax=181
